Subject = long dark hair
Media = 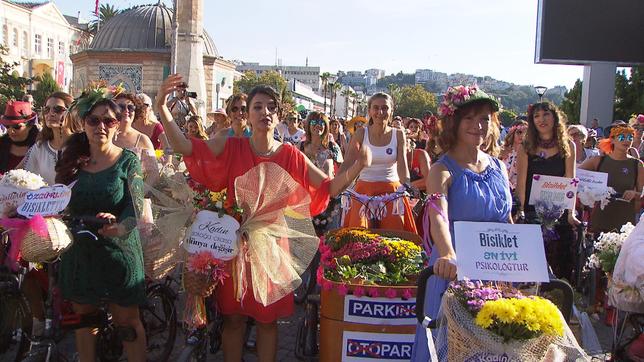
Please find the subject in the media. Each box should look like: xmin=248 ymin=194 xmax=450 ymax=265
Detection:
xmin=0 ymin=126 xmax=39 ymax=173
xmin=523 ymin=102 xmax=570 ymax=158
xmin=55 ymin=99 xmax=121 ymax=184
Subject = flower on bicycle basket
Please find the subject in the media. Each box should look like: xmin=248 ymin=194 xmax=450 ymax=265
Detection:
xmin=187 ymin=251 xmax=228 ymax=284
xmin=586 ymin=222 xmax=634 ymax=274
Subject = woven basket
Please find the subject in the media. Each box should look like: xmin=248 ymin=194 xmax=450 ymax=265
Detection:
xmin=183 ymin=268 xmax=216 ymax=297
xmin=20 ymin=217 xmax=73 ymax=262
xmin=143 ymin=240 xmax=183 ymax=280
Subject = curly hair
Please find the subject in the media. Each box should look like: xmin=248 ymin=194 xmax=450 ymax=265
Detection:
xmin=303 ymin=111 xmax=330 ymax=148
xmin=186 ymin=115 xmax=209 ymax=140
xmin=438 ymin=100 xmax=500 ymax=155
xmin=523 ymin=102 xmax=571 ymax=158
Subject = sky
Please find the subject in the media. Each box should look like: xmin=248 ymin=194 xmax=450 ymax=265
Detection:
xmin=52 ymin=0 xmax=586 ymax=89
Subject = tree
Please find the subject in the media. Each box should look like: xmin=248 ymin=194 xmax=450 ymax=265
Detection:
xmin=614 ymin=66 xmax=644 ymax=121
xmin=560 ymin=79 xmax=582 ymax=124
xmin=0 ymin=46 xmax=34 ymax=112
xmin=88 ymin=3 xmax=121 ymax=34
xmin=32 ymin=72 xmax=60 ymax=109
xmin=386 ymin=84 xmax=402 ymax=107
xmin=498 ymin=109 xmax=517 ymax=127
xmin=329 ymin=82 xmax=341 ymax=116
xmin=340 ymin=88 xmax=351 ymax=118
xmin=233 ymin=70 xmax=294 ymax=108
xmin=394 ymin=85 xmax=437 ymax=118
xmin=320 ymin=72 xmax=331 ymax=113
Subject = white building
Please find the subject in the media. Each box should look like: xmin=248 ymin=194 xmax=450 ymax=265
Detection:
xmin=290 ymin=79 xmax=326 ymax=112
xmin=237 ymin=62 xmax=321 ymax=92
xmin=0 ymin=0 xmax=89 ymax=92
xmin=332 ymin=85 xmax=357 ymax=119
xmin=365 ymin=68 xmax=384 ymax=86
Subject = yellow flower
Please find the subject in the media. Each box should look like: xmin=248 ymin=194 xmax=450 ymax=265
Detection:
xmin=155 ymin=149 xmax=164 ymax=159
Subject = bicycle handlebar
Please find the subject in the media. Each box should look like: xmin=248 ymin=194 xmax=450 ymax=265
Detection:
xmin=63 ymin=215 xmax=114 ymax=226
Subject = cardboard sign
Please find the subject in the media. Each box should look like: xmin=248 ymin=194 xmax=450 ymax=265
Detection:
xmin=576 ymin=169 xmax=608 ymax=192
xmin=184 ymin=210 xmax=239 ymax=260
xmin=17 ymin=184 xmax=72 ymax=218
xmin=0 ymin=186 xmax=30 ymax=217
xmin=343 ymin=296 xmax=416 ymax=326
xmin=528 ymin=174 xmax=578 ymax=210
xmin=342 ymin=331 xmax=414 ymax=361
xmin=454 ymin=221 xmax=549 ymax=283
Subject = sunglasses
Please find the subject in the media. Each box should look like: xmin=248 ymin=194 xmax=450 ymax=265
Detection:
xmin=85 ymin=116 xmax=119 ymax=128
xmin=7 ymin=122 xmax=27 ymax=130
xmin=118 ymin=104 xmax=136 ymax=113
xmin=42 ymin=105 xmax=67 ymax=114
xmin=309 ymin=119 xmax=325 ymax=127
xmin=231 ymin=106 xmax=247 ymax=113
xmin=615 ymin=134 xmax=634 ymax=142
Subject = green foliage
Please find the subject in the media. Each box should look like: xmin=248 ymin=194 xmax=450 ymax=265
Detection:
xmin=560 ymin=79 xmax=582 ymax=124
xmin=498 ymin=109 xmax=518 ymax=127
xmin=0 ymin=46 xmax=34 ymax=112
xmin=614 ymin=66 xmax=644 ymax=121
xmin=88 ymin=3 xmax=121 ymax=34
xmin=377 ymin=72 xmax=415 ymax=88
xmin=394 ymin=85 xmax=437 ymax=118
xmin=32 ymin=73 xmax=61 ymax=109
xmin=233 ymin=70 xmax=294 ymax=108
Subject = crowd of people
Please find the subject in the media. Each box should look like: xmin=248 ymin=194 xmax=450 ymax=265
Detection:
xmin=0 ymin=77 xmax=642 ymax=362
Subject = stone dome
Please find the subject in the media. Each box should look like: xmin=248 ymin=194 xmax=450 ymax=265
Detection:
xmin=89 ymin=3 xmax=218 ymax=56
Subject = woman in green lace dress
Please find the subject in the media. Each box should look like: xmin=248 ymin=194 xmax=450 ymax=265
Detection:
xmin=55 ymin=89 xmax=146 ymax=362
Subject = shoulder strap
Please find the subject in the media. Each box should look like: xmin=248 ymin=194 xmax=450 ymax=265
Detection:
xmin=596 ymin=155 xmax=606 ymax=171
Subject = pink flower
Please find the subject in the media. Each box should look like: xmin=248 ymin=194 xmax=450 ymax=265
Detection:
xmin=368 ymin=287 xmax=380 ymax=298
xmin=337 ymin=284 xmax=349 ymax=296
xmin=384 ymin=288 xmax=397 ymax=298
xmin=402 ymin=289 xmax=413 ymax=299
xmin=316 ymin=267 xmax=324 ymax=284
xmin=353 ymin=286 xmax=366 ymax=297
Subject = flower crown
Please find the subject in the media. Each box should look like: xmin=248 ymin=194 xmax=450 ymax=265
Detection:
xmin=509 ymin=124 xmax=527 ymax=134
xmin=70 ymin=81 xmax=125 ymax=119
xmin=438 ymin=85 xmax=479 ymax=118
xmin=608 ymin=125 xmax=635 ymax=139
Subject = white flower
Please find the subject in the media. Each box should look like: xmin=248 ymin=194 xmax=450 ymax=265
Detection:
xmin=0 ymin=169 xmax=47 ymax=189
xmin=620 ymin=222 xmax=635 ymax=235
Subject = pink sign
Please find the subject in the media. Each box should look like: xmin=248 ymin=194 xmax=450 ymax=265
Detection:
xmin=56 ymin=61 xmax=65 ymax=87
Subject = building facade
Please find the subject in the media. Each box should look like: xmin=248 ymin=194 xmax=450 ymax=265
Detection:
xmin=0 ymin=0 xmax=89 ymax=92
xmin=237 ymin=62 xmax=321 ymax=93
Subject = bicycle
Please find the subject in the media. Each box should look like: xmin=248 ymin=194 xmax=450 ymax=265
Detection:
xmin=339 ymin=187 xmax=412 ymax=229
xmin=0 ymin=232 xmax=31 ymax=362
xmin=21 ymin=216 xmax=178 ymax=362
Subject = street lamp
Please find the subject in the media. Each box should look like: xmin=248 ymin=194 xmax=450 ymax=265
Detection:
xmin=534 ymin=86 xmax=548 ymax=102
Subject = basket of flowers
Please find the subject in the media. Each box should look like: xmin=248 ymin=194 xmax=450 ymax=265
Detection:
xmin=435 ymin=280 xmax=587 ymax=361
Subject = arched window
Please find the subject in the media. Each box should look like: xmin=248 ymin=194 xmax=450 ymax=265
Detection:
xmin=12 ymin=28 xmax=18 ymax=48
xmin=2 ymin=25 xmax=8 ymax=47
xmin=22 ymin=31 xmax=28 ymax=55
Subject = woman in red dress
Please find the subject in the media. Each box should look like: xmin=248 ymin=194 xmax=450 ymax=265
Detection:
xmin=156 ymin=75 xmax=370 ymax=362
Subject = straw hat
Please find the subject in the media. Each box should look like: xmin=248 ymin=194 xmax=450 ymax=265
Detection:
xmin=347 ymin=116 xmax=368 ymax=134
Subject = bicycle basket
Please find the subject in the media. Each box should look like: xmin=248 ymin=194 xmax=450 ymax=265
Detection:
xmin=183 ymin=268 xmax=216 ymax=297
xmin=20 ymin=216 xmax=72 ymax=262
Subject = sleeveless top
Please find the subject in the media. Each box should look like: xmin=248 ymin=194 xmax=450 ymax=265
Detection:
xmin=409 ymin=149 xmax=426 ymax=182
xmin=525 ymin=153 xmax=565 ymax=214
xmin=591 ymin=156 xmax=639 ymax=232
xmin=359 ymin=127 xmax=398 ymax=182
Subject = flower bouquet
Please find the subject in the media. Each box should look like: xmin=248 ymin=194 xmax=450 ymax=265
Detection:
xmin=533 ymin=200 xmax=564 ymax=242
xmin=319 ymin=227 xmax=424 ymax=298
xmin=435 ymin=280 xmax=586 ymax=361
xmin=586 ymin=222 xmax=635 ymax=275
xmin=0 ymin=169 xmax=47 ymax=217
xmin=577 ymin=184 xmax=615 ymax=209
xmin=183 ymin=251 xmax=228 ymax=327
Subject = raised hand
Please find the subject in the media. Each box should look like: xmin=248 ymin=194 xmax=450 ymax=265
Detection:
xmin=155 ymin=74 xmax=185 ymax=108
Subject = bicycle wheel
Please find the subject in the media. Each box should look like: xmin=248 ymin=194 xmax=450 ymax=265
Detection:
xmin=141 ymin=284 xmax=177 ymax=362
xmin=0 ymin=290 xmax=31 ymax=362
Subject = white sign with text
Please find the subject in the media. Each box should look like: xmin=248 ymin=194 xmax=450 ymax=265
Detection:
xmin=576 ymin=169 xmax=608 ymax=192
xmin=528 ymin=174 xmax=578 ymax=210
xmin=184 ymin=210 xmax=240 ymax=260
xmin=17 ymin=184 xmax=73 ymax=218
xmin=342 ymin=331 xmax=415 ymax=361
xmin=343 ymin=296 xmax=417 ymax=326
xmin=454 ymin=221 xmax=549 ymax=282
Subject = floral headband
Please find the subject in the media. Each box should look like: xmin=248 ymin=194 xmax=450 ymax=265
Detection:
xmin=609 ymin=125 xmax=635 ymax=139
xmin=70 ymin=81 xmax=125 ymax=119
xmin=598 ymin=125 xmax=636 ymax=154
xmin=438 ymin=85 xmax=499 ymax=118
xmin=509 ymin=124 xmax=527 ymax=134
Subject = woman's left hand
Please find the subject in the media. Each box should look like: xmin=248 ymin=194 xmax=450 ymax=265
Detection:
xmin=567 ymin=212 xmax=581 ymax=227
xmin=96 ymin=212 xmax=125 ymax=238
xmin=622 ymin=189 xmax=641 ymax=202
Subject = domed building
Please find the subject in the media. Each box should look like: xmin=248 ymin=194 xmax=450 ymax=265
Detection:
xmin=71 ymin=3 xmax=236 ymax=111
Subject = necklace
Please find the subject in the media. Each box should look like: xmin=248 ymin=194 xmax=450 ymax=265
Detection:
xmin=250 ymin=139 xmax=277 ymax=157
xmin=537 ymin=137 xmax=557 ymax=149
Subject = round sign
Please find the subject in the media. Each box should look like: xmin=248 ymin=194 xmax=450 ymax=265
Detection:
xmin=184 ymin=210 xmax=240 ymax=260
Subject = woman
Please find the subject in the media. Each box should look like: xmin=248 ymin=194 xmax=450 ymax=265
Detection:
xmin=328 ymin=118 xmax=347 ymax=153
xmin=155 ymin=74 xmax=370 ymax=362
xmin=568 ymin=124 xmax=599 ymax=164
xmin=206 ymin=109 xmax=229 ymax=138
xmin=185 ymin=115 xmax=209 ymax=140
xmin=112 ymin=93 xmax=154 ymax=154
xmin=579 ymin=124 xmax=643 ymax=232
xmin=629 ymin=114 xmax=643 ymax=159
xmin=20 ymin=92 xmax=74 ymax=185
xmin=425 ymin=115 xmax=442 ymax=163
xmin=516 ymin=102 xmax=579 ymax=281
xmin=346 ymin=116 xmax=367 ymax=137
xmin=280 ymin=112 xmax=305 ymax=147
xmin=500 ymin=120 xmax=527 ymax=191
xmin=407 ymin=118 xmax=427 ymax=149
xmin=55 ymin=90 xmax=146 ymax=362
xmin=300 ymin=112 xmax=344 ymax=235
xmin=0 ymin=101 xmax=39 ymax=173
xmin=219 ymin=93 xmax=251 ymax=138
xmin=407 ymin=138 xmax=430 ymax=192
xmin=341 ymin=93 xmax=417 ymax=233
xmin=412 ymin=85 xmax=512 ymax=361
xmin=391 ymin=116 xmax=403 ymax=129
xmin=133 ymin=93 xmax=168 ymax=150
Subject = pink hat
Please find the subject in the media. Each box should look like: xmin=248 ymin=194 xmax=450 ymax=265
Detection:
xmin=213 ymin=108 xmax=227 ymax=116
xmin=1 ymin=101 xmax=37 ymax=125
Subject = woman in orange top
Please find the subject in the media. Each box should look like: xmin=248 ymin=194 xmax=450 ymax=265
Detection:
xmin=340 ymin=92 xmax=417 ymax=232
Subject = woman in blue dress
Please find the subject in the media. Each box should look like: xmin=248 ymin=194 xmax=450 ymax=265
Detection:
xmin=412 ymin=85 xmax=512 ymax=361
